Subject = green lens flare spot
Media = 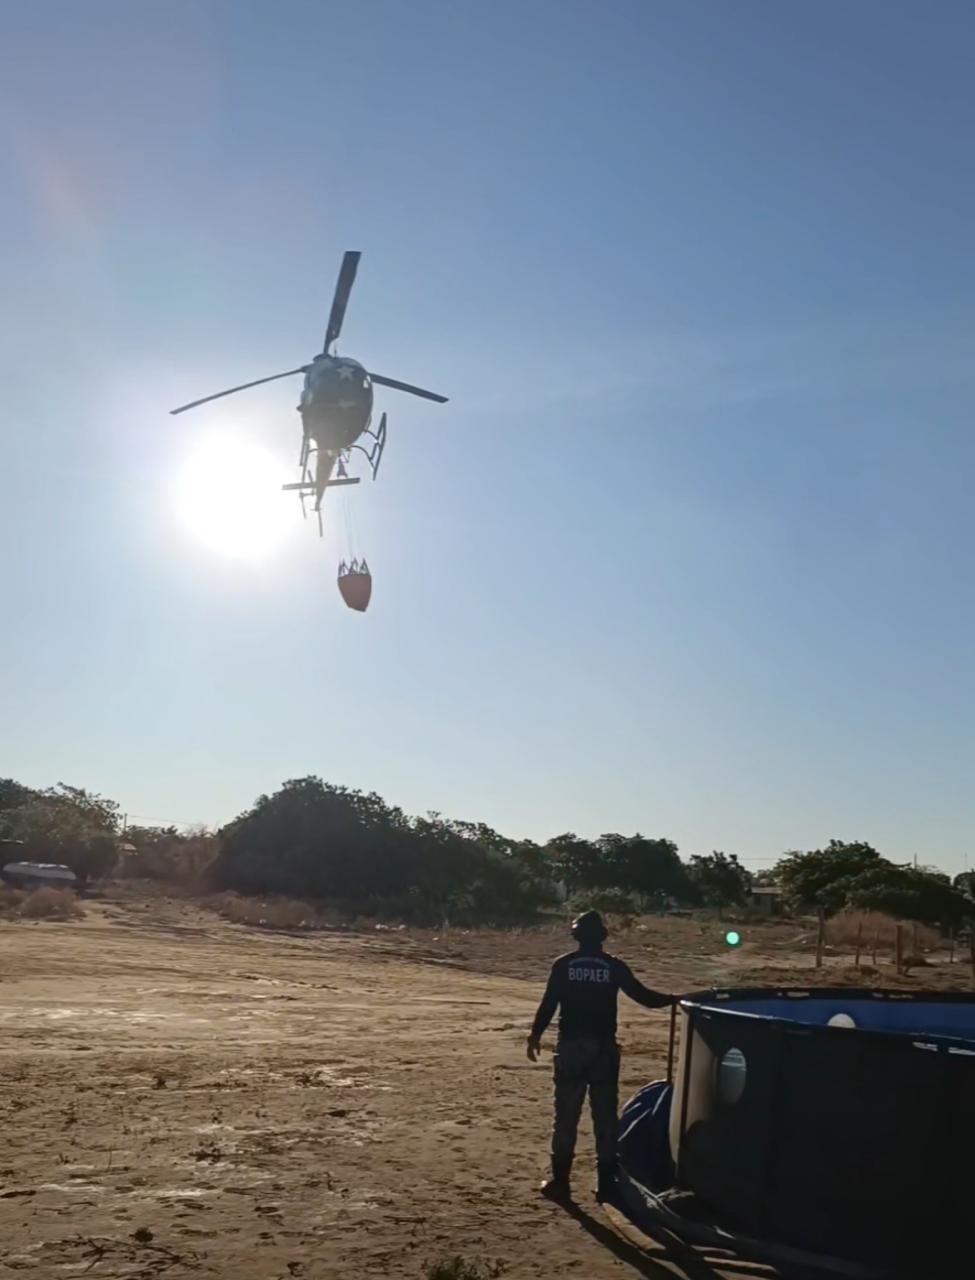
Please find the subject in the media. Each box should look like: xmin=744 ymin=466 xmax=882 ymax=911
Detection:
xmin=725 ymin=930 xmax=742 ymax=948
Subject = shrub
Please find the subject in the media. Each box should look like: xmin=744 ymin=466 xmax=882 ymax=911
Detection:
xmin=0 ymin=885 xmax=25 ymax=915
xmin=209 ymin=893 xmax=316 ymax=930
xmin=209 ymin=778 xmax=557 ymax=923
xmin=425 ymin=1259 xmax=503 ymax=1280
xmin=570 ymin=889 xmax=641 ymax=917
xmin=826 ymin=911 xmax=941 ymax=954
xmin=20 ymin=888 xmax=84 ymax=920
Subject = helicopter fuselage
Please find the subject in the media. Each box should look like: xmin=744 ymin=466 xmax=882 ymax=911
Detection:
xmin=299 ymin=354 xmax=373 ymax=454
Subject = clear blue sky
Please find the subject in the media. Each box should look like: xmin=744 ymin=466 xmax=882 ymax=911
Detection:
xmin=2 ymin=1 xmax=973 ymax=873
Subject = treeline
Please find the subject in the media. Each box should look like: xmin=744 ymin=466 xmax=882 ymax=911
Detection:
xmin=2 ymin=775 xmax=973 ymax=929
xmin=0 ymin=780 xmax=120 ymax=886
xmin=776 ymin=839 xmax=974 ymax=932
xmin=207 ymin=779 xmax=763 ymax=921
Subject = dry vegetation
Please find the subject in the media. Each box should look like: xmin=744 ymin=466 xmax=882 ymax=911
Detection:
xmin=207 ymin=890 xmax=321 ymax=930
xmin=0 ymin=884 xmax=24 ymax=914
xmin=0 ymin=885 xmax=84 ymax=921
xmin=825 ymin=909 xmax=942 ymax=956
xmin=426 ymin=1258 xmax=504 ymax=1280
xmin=202 ymin=891 xmax=964 ymax=974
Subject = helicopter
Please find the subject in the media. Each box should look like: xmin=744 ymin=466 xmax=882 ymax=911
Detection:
xmin=170 ymin=251 xmax=448 ymax=533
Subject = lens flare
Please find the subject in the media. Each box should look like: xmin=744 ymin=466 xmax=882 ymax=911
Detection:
xmin=173 ymin=432 xmax=292 ymax=560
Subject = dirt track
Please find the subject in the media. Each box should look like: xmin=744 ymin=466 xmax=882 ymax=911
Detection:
xmin=0 ymin=898 xmax=965 ymax=1279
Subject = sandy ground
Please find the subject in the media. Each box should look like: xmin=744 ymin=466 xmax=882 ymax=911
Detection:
xmin=1 ymin=895 xmax=970 ymax=1280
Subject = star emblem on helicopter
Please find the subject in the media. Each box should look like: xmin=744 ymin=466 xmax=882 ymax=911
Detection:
xmin=337 ymin=364 xmax=356 ymax=381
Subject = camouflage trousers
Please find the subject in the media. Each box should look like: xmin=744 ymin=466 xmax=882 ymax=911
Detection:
xmin=551 ymin=1036 xmax=620 ymax=1167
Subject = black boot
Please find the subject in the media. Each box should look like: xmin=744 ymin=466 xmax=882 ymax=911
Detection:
xmin=595 ymin=1161 xmax=618 ymax=1204
xmin=540 ymin=1156 xmax=572 ymax=1201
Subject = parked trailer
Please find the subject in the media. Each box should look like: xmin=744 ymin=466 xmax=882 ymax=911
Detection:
xmin=1 ymin=861 xmax=78 ymax=891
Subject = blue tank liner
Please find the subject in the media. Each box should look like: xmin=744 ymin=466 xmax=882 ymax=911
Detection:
xmin=617 ymin=1080 xmax=673 ymax=1192
xmin=615 ymin=988 xmax=975 ymax=1277
xmin=688 ymin=986 xmax=975 ymax=1044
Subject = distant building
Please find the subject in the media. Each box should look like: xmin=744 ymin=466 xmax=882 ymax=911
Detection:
xmin=749 ymin=885 xmax=784 ymax=914
xmin=115 ymin=842 xmax=140 ymax=876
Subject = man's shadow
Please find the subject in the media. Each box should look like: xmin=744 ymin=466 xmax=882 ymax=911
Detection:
xmin=558 ymin=1197 xmax=723 ymax=1280
xmin=558 ymin=1197 xmax=793 ymax=1280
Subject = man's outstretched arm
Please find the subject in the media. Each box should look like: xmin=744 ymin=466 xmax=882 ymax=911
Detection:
xmin=618 ymin=962 xmax=674 ymax=1010
xmin=527 ymin=965 xmax=560 ymax=1060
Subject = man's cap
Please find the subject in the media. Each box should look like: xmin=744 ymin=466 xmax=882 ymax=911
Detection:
xmin=571 ymin=910 xmax=608 ymax=943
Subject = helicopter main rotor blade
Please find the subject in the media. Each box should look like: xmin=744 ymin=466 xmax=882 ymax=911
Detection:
xmin=169 ymin=366 xmax=308 ymax=415
xmin=323 ymin=250 xmax=361 ymax=352
xmin=367 ymin=373 xmax=448 ymax=404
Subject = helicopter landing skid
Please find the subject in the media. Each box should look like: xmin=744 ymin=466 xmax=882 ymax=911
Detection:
xmin=283 ymin=474 xmax=360 ymax=536
xmin=281 ymin=477 xmax=361 ymax=492
xmin=283 ymin=416 xmax=386 ymax=537
xmin=349 ymin=411 xmax=387 ymax=480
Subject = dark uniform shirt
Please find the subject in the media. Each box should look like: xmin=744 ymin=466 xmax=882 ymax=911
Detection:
xmin=530 ymin=949 xmax=670 ymax=1042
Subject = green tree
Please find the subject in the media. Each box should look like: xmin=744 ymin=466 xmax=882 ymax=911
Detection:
xmin=210 ymin=777 xmax=556 ymax=922
xmin=546 ymin=833 xmax=605 ymax=894
xmin=688 ymin=851 xmax=753 ymax=907
xmin=212 ymin=777 xmax=411 ymax=899
xmin=774 ymin=839 xmax=883 ymax=915
xmin=0 ymin=778 xmax=35 ymax=822
xmin=954 ymin=871 xmax=975 ymax=903
xmin=546 ymin=832 xmax=689 ymax=903
xmin=843 ymin=864 xmax=971 ymax=930
xmin=600 ymin=834 xmax=692 ymax=905
xmin=6 ymin=783 xmax=120 ymax=886
xmin=775 ymin=840 xmax=971 ymax=929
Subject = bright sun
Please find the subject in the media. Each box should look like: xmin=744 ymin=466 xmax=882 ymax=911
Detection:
xmin=173 ymin=432 xmax=293 ymax=560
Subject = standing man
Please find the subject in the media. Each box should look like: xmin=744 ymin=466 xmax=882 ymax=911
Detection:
xmin=527 ymin=910 xmax=673 ymax=1203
